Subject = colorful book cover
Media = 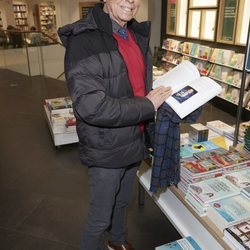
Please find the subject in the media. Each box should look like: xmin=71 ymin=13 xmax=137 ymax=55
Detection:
xmin=155 ymin=236 xmax=202 ymax=250
xmin=188 ymin=176 xmax=239 ymax=204
xmin=207 ymin=195 xmax=250 ymax=230
xmin=224 ymin=168 xmax=250 ymax=188
xmin=224 ymin=219 xmax=250 ymax=250
xmin=180 ymin=141 xmax=220 ymax=158
xmin=209 ymin=149 xmax=250 ymax=169
xmin=193 ymin=148 xmax=228 ymax=159
xmin=206 ymin=120 xmax=235 ymax=135
xmin=182 ymin=159 xmax=221 ymax=176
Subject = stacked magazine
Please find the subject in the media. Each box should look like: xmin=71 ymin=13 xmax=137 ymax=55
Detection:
xmin=206 ymin=120 xmax=245 ymax=144
xmin=45 ymin=97 xmax=76 ymax=134
xmin=224 ymin=219 xmax=250 ymax=250
xmin=185 ymin=176 xmax=240 ymax=216
xmin=207 ymin=194 xmax=250 ymax=232
xmin=179 ymin=156 xmax=224 ymax=194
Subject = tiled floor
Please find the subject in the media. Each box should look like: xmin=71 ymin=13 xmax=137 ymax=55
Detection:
xmin=0 ymin=69 xmax=238 ymax=250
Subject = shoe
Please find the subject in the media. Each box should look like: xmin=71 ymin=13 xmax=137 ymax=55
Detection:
xmin=107 ymin=240 xmax=135 ymax=250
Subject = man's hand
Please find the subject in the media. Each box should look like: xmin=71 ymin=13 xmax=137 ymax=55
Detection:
xmin=146 ymin=86 xmax=172 ymax=111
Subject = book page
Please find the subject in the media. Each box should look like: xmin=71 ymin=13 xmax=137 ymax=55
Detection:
xmin=166 ymin=76 xmax=222 ymax=118
xmin=153 ymin=60 xmax=200 ymax=92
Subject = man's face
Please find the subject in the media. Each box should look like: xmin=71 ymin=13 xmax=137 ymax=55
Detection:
xmin=103 ymin=0 xmax=140 ymax=27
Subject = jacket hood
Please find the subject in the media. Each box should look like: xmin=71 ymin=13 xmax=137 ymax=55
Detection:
xmin=58 ymin=3 xmax=151 ymax=47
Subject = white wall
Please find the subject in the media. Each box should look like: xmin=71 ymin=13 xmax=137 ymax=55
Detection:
xmin=136 ymin=0 xmax=148 ymax=22
xmin=0 ymin=0 xmax=16 ymax=28
xmin=148 ymin=0 xmax=162 ymax=52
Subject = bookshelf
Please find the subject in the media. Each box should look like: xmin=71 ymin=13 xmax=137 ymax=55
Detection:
xmin=161 ymin=38 xmax=250 ymax=111
xmin=36 ymin=4 xmax=57 ymax=40
xmin=13 ymin=4 xmax=28 ymax=30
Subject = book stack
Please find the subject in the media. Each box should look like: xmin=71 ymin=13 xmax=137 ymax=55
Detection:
xmin=155 ymin=236 xmax=202 ymax=250
xmin=180 ymin=141 xmax=220 ymax=159
xmin=185 ymin=176 xmax=240 ymax=216
xmin=207 ymin=120 xmax=248 ymax=144
xmin=207 ymin=194 xmax=250 ymax=232
xmin=224 ymin=168 xmax=250 ymax=189
xmin=244 ymin=126 xmax=250 ymax=152
xmin=208 ymin=149 xmax=250 ymax=173
xmin=188 ymin=123 xmax=209 ymax=143
xmin=241 ymin=187 xmax=250 ymax=200
xmin=179 ymin=157 xmax=223 ymax=195
xmin=45 ymin=97 xmax=76 ymax=134
xmin=224 ymin=219 xmax=250 ymax=250
xmin=206 ymin=120 xmax=235 ymax=136
xmin=224 ymin=168 xmax=250 ymax=201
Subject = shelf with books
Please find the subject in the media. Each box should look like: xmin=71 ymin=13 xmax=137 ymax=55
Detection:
xmin=209 ymin=48 xmax=244 ymax=71
xmin=160 ymin=38 xmax=250 ymax=114
xmin=162 ymin=38 xmax=182 ymax=53
xmin=12 ymin=4 xmax=28 ymax=30
xmin=36 ymin=4 xmax=57 ymax=38
xmin=209 ymin=67 xmax=247 ymax=90
xmin=161 ymin=50 xmax=182 ymax=66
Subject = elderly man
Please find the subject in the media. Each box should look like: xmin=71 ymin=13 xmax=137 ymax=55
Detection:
xmin=58 ymin=0 xmax=172 ymax=249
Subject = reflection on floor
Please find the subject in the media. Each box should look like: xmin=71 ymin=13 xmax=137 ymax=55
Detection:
xmin=0 ymin=69 xmax=239 ymax=249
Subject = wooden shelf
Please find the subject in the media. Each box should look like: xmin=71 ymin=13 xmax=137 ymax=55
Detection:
xmin=13 ymin=4 xmax=28 ymax=30
xmin=36 ymin=4 xmax=57 ymax=35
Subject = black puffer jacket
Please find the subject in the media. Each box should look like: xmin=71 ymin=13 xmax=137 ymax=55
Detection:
xmin=58 ymin=4 xmax=155 ymax=168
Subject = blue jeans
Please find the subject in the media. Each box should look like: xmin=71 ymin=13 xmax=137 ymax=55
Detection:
xmin=80 ymin=162 xmax=140 ymax=250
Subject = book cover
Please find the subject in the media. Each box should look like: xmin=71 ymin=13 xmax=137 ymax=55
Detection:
xmin=153 ymin=61 xmax=222 ymax=119
xmin=180 ymin=141 xmax=220 ymax=158
xmin=224 ymin=168 xmax=250 ymax=188
xmin=188 ymin=176 xmax=240 ymax=204
xmin=207 ymin=195 xmax=250 ymax=232
xmin=209 ymin=149 xmax=250 ymax=169
xmin=206 ymin=120 xmax=235 ymax=135
xmin=193 ymin=147 xmax=228 ymax=159
xmin=155 ymin=236 xmax=202 ymax=250
xmin=224 ymin=219 xmax=250 ymax=250
xmin=181 ymin=158 xmax=222 ymax=178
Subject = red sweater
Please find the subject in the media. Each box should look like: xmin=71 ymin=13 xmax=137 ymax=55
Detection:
xmin=113 ymin=31 xmax=146 ymax=131
xmin=113 ymin=31 xmax=146 ymax=97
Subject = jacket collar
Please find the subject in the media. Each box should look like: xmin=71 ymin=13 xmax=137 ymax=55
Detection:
xmin=58 ymin=3 xmax=150 ymax=47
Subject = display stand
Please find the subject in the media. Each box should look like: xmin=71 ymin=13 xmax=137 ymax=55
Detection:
xmin=137 ymin=161 xmax=232 ymax=250
xmin=44 ymin=105 xmax=78 ymax=147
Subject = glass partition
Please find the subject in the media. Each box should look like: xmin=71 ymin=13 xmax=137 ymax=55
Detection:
xmin=0 ymin=30 xmax=64 ymax=79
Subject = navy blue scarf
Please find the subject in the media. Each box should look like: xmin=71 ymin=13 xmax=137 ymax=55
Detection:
xmin=150 ymin=103 xmax=202 ymax=193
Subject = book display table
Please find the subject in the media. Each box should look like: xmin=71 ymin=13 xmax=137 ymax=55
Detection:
xmin=137 ymin=161 xmax=231 ymax=249
xmin=44 ymin=105 xmax=78 ymax=147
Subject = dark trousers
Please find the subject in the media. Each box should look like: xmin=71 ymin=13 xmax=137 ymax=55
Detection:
xmin=80 ymin=162 xmax=140 ymax=250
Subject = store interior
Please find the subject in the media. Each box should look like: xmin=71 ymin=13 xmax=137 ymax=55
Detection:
xmin=0 ymin=0 xmax=250 ymax=249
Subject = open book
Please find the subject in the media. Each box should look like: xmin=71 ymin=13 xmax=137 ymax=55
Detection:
xmin=153 ymin=60 xmax=222 ymax=118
